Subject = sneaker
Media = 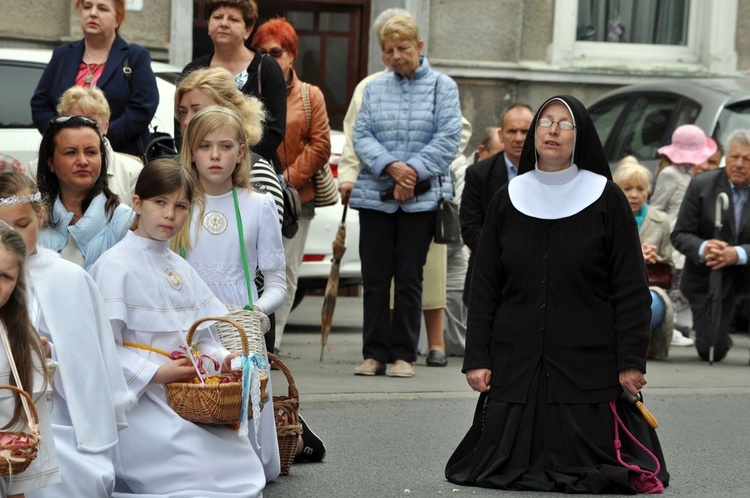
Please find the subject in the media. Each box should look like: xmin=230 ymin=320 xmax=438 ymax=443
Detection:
xmin=388 ymin=360 xmax=415 ymax=377
xmin=294 ymin=415 xmax=326 ymax=463
xmin=354 ymin=359 xmax=385 ymax=376
xmin=671 ymin=330 xmax=695 ymax=347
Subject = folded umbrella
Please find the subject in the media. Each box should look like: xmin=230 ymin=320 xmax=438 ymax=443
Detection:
xmin=708 ymin=192 xmax=729 ymax=365
xmin=320 ymin=192 xmax=350 ymax=361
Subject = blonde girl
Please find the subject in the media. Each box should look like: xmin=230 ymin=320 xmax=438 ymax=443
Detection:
xmin=0 ymin=172 xmax=133 ymax=498
xmin=175 ymin=106 xmax=286 ymax=480
xmin=89 ymin=158 xmax=266 ymax=497
xmin=175 ymin=67 xmax=283 ymax=223
xmin=0 ymin=221 xmax=59 ymax=497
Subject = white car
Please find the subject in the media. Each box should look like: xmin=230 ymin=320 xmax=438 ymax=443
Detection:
xmin=294 ymin=130 xmax=362 ymax=308
xmin=0 ymin=47 xmax=362 ymax=307
xmin=0 ymin=48 xmax=179 ymax=166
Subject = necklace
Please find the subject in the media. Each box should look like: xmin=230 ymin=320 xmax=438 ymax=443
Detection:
xmin=83 ymin=62 xmax=103 ymax=85
xmin=81 ymin=49 xmax=109 ymax=85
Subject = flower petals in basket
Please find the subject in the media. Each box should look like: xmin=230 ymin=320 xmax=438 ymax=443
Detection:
xmin=0 ymin=385 xmax=40 ymax=477
xmin=165 ymin=317 xmax=268 ymax=428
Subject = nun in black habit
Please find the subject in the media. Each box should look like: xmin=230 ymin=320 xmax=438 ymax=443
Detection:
xmin=445 ymin=95 xmax=669 ymax=493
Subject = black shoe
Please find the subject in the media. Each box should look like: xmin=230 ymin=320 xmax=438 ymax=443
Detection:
xmin=426 ymin=349 xmax=448 ymax=367
xmin=294 ymin=415 xmax=326 ymax=463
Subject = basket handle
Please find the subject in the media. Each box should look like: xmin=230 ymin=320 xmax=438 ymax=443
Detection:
xmin=0 ymin=384 xmax=39 ymax=428
xmin=186 ymin=316 xmax=249 ymax=356
xmin=268 ymin=352 xmax=299 ymax=399
xmin=0 ymin=321 xmax=39 ymax=432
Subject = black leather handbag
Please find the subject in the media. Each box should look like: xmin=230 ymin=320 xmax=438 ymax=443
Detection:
xmin=434 ymin=175 xmax=460 ymax=244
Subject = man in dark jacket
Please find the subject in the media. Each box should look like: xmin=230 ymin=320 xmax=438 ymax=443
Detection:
xmin=671 ymin=128 xmax=750 ymax=362
xmin=460 ymin=104 xmax=533 ymax=304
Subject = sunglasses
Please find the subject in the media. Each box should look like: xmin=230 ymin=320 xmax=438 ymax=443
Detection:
xmin=256 ymin=47 xmax=286 ymax=59
xmin=537 ymin=118 xmax=575 ymax=131
xmin=49 ymin=115 xmax=99 ymax=129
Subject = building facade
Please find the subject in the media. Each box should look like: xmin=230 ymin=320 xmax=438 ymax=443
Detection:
xmin=1 ymin=0 xmax=747 ymax=151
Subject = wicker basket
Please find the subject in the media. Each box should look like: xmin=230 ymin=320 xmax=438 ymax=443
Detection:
xmin=268 ymin=353 xmax=302 ymax=475
xmin=0 ymin=384 xmax=40 ymax=477
xmin=215 ymin=306 xmax=270 ymax=377
xmin=165 ymin=317 xmax=267 ymax=425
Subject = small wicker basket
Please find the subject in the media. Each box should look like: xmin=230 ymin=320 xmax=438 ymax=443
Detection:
xmin=268 ymin=353 xmax=302 ymax=475
xmin=165 ymin=317 xmax=267 ymax=425
xmin=215 ymin=306 xmax=270 ymax=376
xmin=0 ymin=384 xmax=40 ymax=477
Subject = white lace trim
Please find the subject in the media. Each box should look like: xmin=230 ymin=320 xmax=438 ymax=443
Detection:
xmin=258 ymin=249 xmax=286 ymax=270
xmin=190 ymin=262 xmax=245 ymax=285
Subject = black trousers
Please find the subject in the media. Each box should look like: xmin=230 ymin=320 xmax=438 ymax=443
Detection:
xmin=358 ymin=208 xmax=435 ymax=363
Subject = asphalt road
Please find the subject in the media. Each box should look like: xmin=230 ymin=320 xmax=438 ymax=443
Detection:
xmin=265 ymin=296 xmax=750 ymax=498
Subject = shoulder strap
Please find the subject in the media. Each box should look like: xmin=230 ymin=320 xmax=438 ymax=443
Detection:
xmin=122 ymin=50 xmax=132 ymax=87
xmin=301 ymin=82 xmax=311 ymax=137
xmin=256 ymin=53 xmax=264 ymax=97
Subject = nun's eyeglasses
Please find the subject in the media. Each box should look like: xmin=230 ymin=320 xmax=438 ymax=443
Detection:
xmin=538 ymin=118 xmax=575 ymax=131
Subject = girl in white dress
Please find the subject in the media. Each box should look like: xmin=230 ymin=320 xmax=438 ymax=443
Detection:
xmin=173 ymin=105 xmax=286 ymax=481
xmin=0 ymin=172 xmax=133 ymax=498
xmin=0 ymin=222 xmax=59 ymax=498
xmin=89 ymin=159 xmax=265 ymax=497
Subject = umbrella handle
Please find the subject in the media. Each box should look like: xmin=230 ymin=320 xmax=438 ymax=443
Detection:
xmin=715 ymin=192 xmax=729 ymax=232
xmin=341 ymin=191 xmax=351 ymax=224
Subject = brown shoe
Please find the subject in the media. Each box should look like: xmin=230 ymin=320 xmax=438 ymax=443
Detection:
xmin=354 ymin=359 xmax=385 ymax=376
xmin=388 ymin=360 xmax=414 ymax=378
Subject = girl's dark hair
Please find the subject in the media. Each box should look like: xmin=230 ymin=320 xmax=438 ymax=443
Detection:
xmin=135 ymin=158 xmax=196 ymax=202
xmin=0 ymin=223 xmax=47 ymax=428
xmin=36 ymin=115 xmax=120 ymax=227
xmin=133 ymin=158 xmax=196 ymax=233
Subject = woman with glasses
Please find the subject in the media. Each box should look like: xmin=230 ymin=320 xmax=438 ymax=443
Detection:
xmin=350 ymin=15 xmax=462 ymax=378
xmin=36 ymin=115 xmax=134 ymax=269
xmin=30 ymin=0 xmax=158 ymax=157
xmin=251 ymin=18 xmax=332 ymax=354
xmin=182 ymin=0 xmax=286 ymax=172
xmin=446 ymin=95 xmax=669 ymax=493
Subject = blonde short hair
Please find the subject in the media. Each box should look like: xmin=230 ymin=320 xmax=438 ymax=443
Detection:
xmin=56 ymin=86 xmax=111 ymax=122
xmin=176 ymin=67 xmax=266 ymax=147
xmin=613 ymin=162 xmax=654 ymax=194
xmin=379 ymin=15 xmax=420 ymax=48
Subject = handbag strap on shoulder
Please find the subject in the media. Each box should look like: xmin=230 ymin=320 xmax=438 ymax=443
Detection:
xmin=301 ymin=82 xmax=312 ymax=137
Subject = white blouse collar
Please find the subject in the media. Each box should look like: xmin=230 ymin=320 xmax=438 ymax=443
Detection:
xmin=508 ymin=164 xmax=607 ymax=220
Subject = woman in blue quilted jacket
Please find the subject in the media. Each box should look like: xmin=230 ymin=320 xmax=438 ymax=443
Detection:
xmin=348 ymin=14 xmax=462 ymax=378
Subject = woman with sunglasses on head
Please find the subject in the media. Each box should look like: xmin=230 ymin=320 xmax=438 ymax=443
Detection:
xmin=182 ymin=0 xmax=286 ymax=173
xmin=36 ymin=115 xmax=134 ymax=269
xmin=30 ymin=0 xmax=158 ymax=157
xmin=252 ymin=18 xmax=332 ymax=353
xmin=446 ymin=95 xmax=669 ymax=493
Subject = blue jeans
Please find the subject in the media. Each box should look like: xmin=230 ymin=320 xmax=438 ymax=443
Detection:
xmin=650 ymin=290 xmax=666 ymax=331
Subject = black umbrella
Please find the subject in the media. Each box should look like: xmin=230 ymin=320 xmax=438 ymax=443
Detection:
xmin=708 ymin=192 xmax=729 ymax=365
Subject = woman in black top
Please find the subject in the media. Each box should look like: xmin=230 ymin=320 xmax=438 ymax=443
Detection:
xmin=446 ymin=95 xmax=669 ymax=493
xmin=181 ymin=0 xmax=286 ymax=172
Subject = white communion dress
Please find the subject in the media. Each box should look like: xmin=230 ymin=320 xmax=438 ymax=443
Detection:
xmin=90 ymin=231 xmax=265 ymax=497
xmin=25 ymin=247 xmax=134 ymax=498
xmin=186 ymin=188 xmax=286 ymax=482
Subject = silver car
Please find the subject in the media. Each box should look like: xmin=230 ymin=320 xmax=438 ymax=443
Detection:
xmin=588 ymin=78 xmax=750 ymax=171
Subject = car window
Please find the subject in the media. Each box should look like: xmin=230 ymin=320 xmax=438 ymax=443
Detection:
xmin=598 ymin=95 xmax=700 ymax=164
xmin=589 ymin=96 xmax=628 ymax=153
xmin=0 ymin=62 xmax=44 ymax=128
xmin=715 ymin=101 xmax=750 ymax=146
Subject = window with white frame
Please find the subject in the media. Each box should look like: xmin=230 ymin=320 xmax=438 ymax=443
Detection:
xmin=548 ymin=0 xmax=737 ymax=74
xmin=576 ymin=0 xmax=690 ymax=45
